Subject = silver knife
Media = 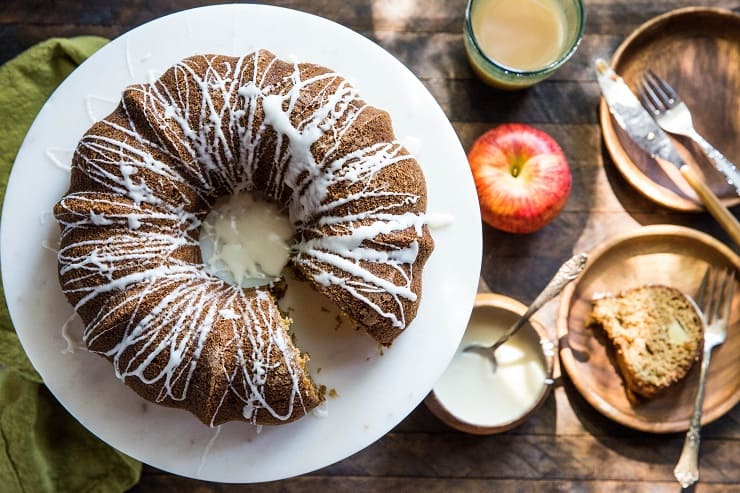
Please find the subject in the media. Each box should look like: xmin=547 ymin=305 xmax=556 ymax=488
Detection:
xmin=596 ymin=60 xmax=687 ymax=167
xmin=598 ymin=61 xmax=740 ymax=196
xmin=595 ymin=60 xmax=696 ymax=199
xmin=596 ymin=58 xmax=740 ymax=246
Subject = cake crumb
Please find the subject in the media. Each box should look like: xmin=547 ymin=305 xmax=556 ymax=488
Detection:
xmin=328 ymin=388 xmax=339 ymax=398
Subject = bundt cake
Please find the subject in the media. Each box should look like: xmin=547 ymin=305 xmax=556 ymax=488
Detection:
xmin=589 ymin=285 xmax=703 ymax=399
xmin=53 ymin=50 xmax=434 ymax=426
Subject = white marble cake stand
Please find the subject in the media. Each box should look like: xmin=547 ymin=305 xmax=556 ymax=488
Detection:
xmin=1 ymin=4 xmax=481 ymax=483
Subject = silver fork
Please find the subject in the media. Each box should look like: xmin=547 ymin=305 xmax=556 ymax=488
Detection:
xmin=674 ymin=267 xmax=735 ymax=488
xmin=638 ymin=70 xmax=740 ymax=196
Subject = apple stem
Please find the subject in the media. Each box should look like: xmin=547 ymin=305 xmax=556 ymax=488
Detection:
xmin=511 ymin=166 xmax=520 ymax=177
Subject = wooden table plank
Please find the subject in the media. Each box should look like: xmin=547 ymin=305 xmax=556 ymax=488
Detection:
xmin=2 ymin=0 xmax=738 ymax=32
xmin=315 ymin=434 xmax=739 ymax=483
xmin=424 ymin=79 xmax=602 ymax=123
xmin=1 ymin=0 xmax=738 ymax=491
xmin=370 ymin=32 xmax=624 ymax=82
xmin=129 ymin=476 xmax=740 ymax=493
xmin=389 ymin=393 xmax=740 ymax=439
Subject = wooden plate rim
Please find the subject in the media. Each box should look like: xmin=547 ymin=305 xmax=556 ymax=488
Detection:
xmin=557 ymin=224 xmax=740 ymax=433
xmin=599 ymin=7 xmax=740 ymax=212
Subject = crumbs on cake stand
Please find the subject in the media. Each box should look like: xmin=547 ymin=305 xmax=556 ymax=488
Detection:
xmin=318 ymin=385 xmax=339 ymax=399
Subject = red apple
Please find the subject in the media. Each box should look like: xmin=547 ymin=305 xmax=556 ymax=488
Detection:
xmin=468 ymin=124 xmax=571 ymax=234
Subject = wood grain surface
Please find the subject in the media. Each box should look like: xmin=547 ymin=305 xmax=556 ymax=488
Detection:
xmin=3 ymin=0 xmax=739 ymax=491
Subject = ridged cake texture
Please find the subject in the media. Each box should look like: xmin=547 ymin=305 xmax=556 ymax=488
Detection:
xmin=54 ymin=50 xmax=434 ymax=426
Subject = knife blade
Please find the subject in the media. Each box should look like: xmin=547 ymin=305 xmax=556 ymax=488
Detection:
xmin=596 ymin=58 xmax=740 ymax=246
xmin=596 ymin=60 xmax=689 ymax=167
xmin=595 ymin=60 xmax=696 ymax=199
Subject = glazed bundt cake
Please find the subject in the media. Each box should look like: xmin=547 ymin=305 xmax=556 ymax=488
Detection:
xmin=54 ymin=50 xmax=434 ymax=426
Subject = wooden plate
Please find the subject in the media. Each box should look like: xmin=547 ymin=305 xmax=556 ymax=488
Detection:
xmin=600 ymin=7 xmax=740 ymax=211
xmin=557 ymin=225 xmax=740 ymax=433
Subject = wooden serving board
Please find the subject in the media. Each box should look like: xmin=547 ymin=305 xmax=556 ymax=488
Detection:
xmin=600 ymin=7 xmax=740 ymax=211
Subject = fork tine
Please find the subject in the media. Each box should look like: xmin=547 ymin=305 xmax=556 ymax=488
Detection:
xmin=646 ymin=69 xmax=679 ymax=102
xmin=637 ymin=82 xmax=660 ymax=115
xmin=695 ymin=266 xmax=711 ymax=313
xmin=706 ymin=268 xmax=722 ymax=324
xmin=640 ymin=75 xmax=667 ymax=112
xmin=719 ymin=269 xmax=735 ymax=323
xmin=644 ymin=70 xmax=674 ymax=107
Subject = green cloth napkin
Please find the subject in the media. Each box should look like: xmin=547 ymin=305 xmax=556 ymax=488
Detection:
xmin=0 ymin=36 xmax=142 ymax=493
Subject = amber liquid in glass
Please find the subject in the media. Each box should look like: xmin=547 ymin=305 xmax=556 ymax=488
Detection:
xmin=471 ymin=0 xmax=567 ymax=71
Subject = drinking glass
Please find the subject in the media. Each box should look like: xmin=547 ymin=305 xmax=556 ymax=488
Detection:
xmin=464 ymin=0 xmax=585 ymax=89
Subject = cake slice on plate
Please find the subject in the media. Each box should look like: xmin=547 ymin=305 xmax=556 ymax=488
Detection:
xmin=589 ymin=285 xmax=703 ymax=399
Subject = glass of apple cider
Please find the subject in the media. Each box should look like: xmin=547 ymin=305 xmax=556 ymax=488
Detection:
xmin=464 ymin=0 xmax=585 ymax=89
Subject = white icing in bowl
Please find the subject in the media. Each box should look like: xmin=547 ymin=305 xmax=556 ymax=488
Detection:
xmin=426 ymin=293 xmax=555 ymax=434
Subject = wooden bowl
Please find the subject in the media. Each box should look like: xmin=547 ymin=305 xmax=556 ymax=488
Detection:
xmin=557 ymin=225 xmax=740 ymax=433
xmin=599 ymin=7 xmax=740 ymax=211
xmin=425 ymin=293 xmax=555 ymax=435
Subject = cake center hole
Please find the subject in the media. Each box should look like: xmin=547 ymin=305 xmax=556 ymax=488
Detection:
xmin=199 ymin=192 xmax=294 ymax=288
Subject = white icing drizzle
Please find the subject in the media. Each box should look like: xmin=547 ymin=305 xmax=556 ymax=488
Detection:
xmin=218 ymin=308 xmax=239 ymax=320
xmin=312 ymin=399 xmax=329 ymax=418
xmin=85 ymin=95 xmax=119 ymax=123
xmin=125 ymin=38 xmax=135 ymax=80
xmin=55 ymin=51 xmax=435 ymax=425
xmin=46 ymin=147 xmax=74 ymax=172
xmin=61 ymin=312 xmax=85 ymax=354
xmin=146 ymin=70 xmax=163 ymax=84
xmin=425 ymin=213 xmax=454 ymax=229
xmin=41 ymin=239 xmax=58 ymax=254
xmin=39 ymin=210 xmax=53 ymax=225
xmin=196 ymin=424 xmax=222 ymax=477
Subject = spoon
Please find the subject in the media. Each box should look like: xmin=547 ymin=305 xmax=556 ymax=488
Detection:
xmin=464 ymin=252 xmax=588 ymax=372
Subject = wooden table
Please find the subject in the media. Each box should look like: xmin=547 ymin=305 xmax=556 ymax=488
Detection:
xmin=3 ymin=0 xmax=738 ymax=491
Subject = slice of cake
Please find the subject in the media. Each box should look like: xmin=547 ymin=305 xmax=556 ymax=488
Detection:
xmin=589 ymin=285 xmax=703 ymax=399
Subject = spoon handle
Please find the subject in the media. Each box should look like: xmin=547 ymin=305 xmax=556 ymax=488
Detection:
xmin=491 ymin=253 xmax=588 ymax=351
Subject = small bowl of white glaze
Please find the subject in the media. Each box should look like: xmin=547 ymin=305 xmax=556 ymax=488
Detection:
xmin=425 ymin=293 xmax=555 ymax=434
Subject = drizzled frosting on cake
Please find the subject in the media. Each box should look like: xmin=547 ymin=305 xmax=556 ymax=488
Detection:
xmin=54 ymin=50 xmax=433 ymax=426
